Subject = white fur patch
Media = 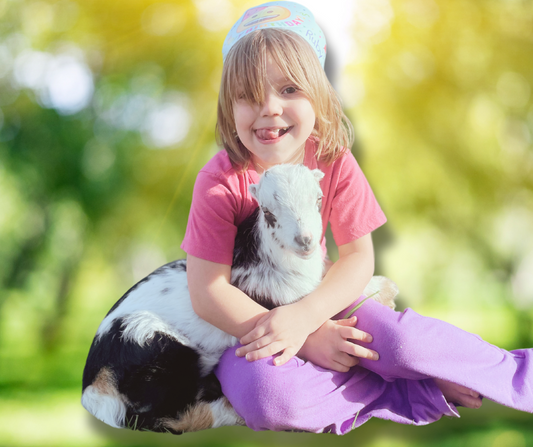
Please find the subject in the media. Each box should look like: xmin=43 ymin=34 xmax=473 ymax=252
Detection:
xmin=364 ymin=275 xmax=398 ymax=309
xmin=95 ymin=268 xmax=236 ymax=367
xmin=81 ymin=385 xmax=126 ymax=429
xmin=210 ymin=398 xmax=245 ymax=428
xmin=120 ymin=311 xmax=190 ymax=347
xmin=237 ymin=165 xmax=326 ymax=306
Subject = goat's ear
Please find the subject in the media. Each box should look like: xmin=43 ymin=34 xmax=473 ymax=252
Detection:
xmin=249 ymin=184 xmax=258 ymax=199
xmin=312 ymin=169 xmax=325 ymax=182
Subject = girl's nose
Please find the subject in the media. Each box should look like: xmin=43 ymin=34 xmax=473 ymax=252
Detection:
xmin=260 ymin=92 xmax=283 ymax=117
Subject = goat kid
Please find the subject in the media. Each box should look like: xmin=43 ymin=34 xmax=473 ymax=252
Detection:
xmin=82 ymin=164 xmax=397 ymax=435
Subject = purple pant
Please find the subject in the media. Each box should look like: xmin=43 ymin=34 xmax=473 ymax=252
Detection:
xmin=215 ymin=297 xmax=533 ymax=434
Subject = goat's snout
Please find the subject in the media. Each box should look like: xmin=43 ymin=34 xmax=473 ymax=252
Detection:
xmin=294 ymin=234 xmax=313 ymax=250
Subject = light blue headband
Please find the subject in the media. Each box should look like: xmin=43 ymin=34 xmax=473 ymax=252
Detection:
xmin=222 ymin=1 xmax=327 ymax=67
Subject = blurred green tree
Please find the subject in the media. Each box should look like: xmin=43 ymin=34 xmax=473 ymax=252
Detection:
xmin=348 ymin=0 xmax=533 ymax=347
xmin=0 ymin=0 xmax=532 ymax=445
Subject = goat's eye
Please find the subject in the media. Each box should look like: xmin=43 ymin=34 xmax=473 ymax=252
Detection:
xmin=317 ymin=196 xmax=323 ymax=211
xmin=261 ymin=207 xmax=277 ymax=228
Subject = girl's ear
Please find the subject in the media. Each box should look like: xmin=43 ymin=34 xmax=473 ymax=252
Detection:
xmin=249 ymin=184 xmax=258 ymax=200
xmin=312 ymin=169 xmax=325 ymax=182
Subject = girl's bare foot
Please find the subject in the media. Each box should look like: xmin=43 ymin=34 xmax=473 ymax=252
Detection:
xmin=434 ymin=378 xmax=483 ymax=409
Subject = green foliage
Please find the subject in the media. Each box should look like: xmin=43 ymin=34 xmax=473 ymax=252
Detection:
xmin=0 ymin=0 xmax=532 ymax=445
xmin=348 ymin=0 xmax=533 ymax=345
xmin=0 ymin=0 xmax=220 ymax=368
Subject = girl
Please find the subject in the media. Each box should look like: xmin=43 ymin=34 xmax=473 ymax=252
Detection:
xmin=182 ymin=1 xmax=533 ymax=435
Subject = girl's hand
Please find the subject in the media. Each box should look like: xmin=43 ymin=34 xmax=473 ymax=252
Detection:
xmin=297 ymin=317 xmax=379 ymax=372
xmin=235 ymin=304 xmax=315 ymax=366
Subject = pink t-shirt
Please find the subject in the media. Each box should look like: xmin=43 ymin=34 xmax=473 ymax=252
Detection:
xmin=181 ymin=138 xmax=386 ymax=265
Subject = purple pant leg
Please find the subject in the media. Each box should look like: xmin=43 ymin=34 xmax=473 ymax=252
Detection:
xmin=349 ymin=298 xmax=533 ymax=412
xmin=216 ymin=297 xmax=533 ymax=434
xmin=215 ymin=346 xmax=457 ymax=434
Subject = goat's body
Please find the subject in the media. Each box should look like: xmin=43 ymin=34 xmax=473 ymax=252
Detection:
xmin=82 ymin=209 xmax=324 ymax=433
xmin=82 ymin=165 xmax=397 ymax=434
xmin=81 ymin=259 xmax=240 ymax=432
xmin=81 ymin=214 xmax=267 ymax=433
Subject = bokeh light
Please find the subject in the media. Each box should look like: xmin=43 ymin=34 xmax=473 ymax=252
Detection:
xmin=0 ymin=0 xmax=532 ymax=446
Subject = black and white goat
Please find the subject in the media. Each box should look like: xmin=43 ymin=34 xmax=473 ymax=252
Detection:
xmin=82 ymin=164 xmax=397 ymax=434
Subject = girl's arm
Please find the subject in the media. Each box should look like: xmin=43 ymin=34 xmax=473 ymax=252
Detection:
xmin=187 ymin=254 xmax=270 ymax=338
xmin=237 ymin=233 xmax=377 ymax=365
xmin=188 ymin=247 xmax=377 ymax=372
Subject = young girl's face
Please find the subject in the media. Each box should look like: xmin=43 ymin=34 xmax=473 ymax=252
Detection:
xmin=233 ymin=57 xmax=316 ymax=171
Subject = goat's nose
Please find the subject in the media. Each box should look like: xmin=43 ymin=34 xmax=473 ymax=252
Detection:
xmin=294 ymin=234 xmax=313 ymax=248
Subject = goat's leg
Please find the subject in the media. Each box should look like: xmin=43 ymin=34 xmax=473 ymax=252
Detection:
xmin=363 ymin=276 xmax=398 ymax=310
xmin=158 ymin=397 xmax=244 ymax=433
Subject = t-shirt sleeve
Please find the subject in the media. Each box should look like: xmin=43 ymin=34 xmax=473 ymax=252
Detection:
xmin=329 ymin=152 xmax=387 ymax=246
xmin=180 ymin=171 xmax=238 ymax=265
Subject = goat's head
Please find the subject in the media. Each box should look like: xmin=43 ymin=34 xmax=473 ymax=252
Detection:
xmin=249 ymin=164 xmax=324 ymax=259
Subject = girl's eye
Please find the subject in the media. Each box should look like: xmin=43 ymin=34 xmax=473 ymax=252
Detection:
xmin=283 ymin=86 xmax=298 ymax=94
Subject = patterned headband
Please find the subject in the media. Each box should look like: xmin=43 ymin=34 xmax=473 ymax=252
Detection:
xmin=222 ymin=1 xmax=327 ymax=67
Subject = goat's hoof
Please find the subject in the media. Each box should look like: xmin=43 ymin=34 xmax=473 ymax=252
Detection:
xmin=364 ymin=276 xmax=399 ymax=310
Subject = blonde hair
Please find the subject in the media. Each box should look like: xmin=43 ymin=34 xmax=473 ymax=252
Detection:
xmin=217 ymin=28 xmax=354 ymax=170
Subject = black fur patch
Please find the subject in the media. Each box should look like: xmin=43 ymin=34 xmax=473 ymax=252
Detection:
xmin=247 ymin=291 xmax=277 ymax=310
xmin=232 ymin=207 xmax=260 ymax=269
xmin=82 ymin=317 xmax=223 ymax=432
xmin=231 ymin=208 xmax=280 ymax=309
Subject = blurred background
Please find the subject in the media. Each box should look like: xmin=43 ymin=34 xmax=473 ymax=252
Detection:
xmin=0 ymin=0 xmax=532 ymax=446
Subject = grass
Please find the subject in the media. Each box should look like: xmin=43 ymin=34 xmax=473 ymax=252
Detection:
xmin=341 ymin=291 xmax=379 ymax=319
xmin=0 ymin=388 xmax=532 ymax=447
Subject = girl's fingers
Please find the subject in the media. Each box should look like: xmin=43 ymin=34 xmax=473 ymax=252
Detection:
xmin=330 ymin=361 xmax=350 ymax=373
xmin=341 ymin=340 xmax=379 ymax=360
xmin=272 ymin=346 xmax=298 ymax=366
xmin=335 ymin=353 xmax=359 ymax=369
xmin=236 ymin=334 xmax=272 ymax=357
xmin=335 ymin=316 xmax=357 ymax=327
xmin=239 ymin=325 xmax=267 ymax=345
xmin=339 ymin=326 xmax=373 ymax=343
xmin=244 ymin=340 xmax=285 ymax=362
xmin=330 ymin=354 xmax=360 ymax=372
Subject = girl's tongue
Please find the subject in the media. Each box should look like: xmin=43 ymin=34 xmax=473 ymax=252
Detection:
xmin=256 ymin=127 xmax=289 ymax=140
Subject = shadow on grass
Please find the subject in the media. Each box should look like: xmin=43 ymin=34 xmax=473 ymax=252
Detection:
xmin=90 ymin=399 xmax=533 ymax=447
xmin=1 ymin=388 xmax=531 ymax=447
